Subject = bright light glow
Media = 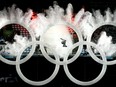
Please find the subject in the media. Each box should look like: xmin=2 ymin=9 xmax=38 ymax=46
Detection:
xmin=32 ymin=3 xmax=84 ymax=58
xmin=43 ymin=24 xmax=73 ymax=58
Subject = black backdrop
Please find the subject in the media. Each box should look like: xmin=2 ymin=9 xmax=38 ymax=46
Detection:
xmin=0 ymin=0 xmax=116 ymax=87
xmin=0 ymin=0 xmax=116 ymax=12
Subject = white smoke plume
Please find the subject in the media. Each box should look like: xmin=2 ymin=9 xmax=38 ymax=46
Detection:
xmin=4 ymin=34 xmax=30 ymax=56
xmin=80 ymin=8 xmax=116 ymax=57
xmin=2 ymin=3 xmax=116 ymax=58
xmin=95 ymin=32 xmax=116 ymax=56
xmin=31 ymin=3 xmax=85 ymax=58
xmin=0 ymin=5 xmax=35 ymax=56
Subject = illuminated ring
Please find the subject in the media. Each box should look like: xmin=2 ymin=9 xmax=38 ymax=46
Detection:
xmin=40 ymin=23 xmax=83 ymax=65
xmin=16 ymin=41 xmax=60 ymax=86
xmin=0 ymin=22 xmax=36 ymax=65
xmin=87 ymin=24 xmax=116 ymax=65
xmin=64 ymin=41 xmax=107 ymax=86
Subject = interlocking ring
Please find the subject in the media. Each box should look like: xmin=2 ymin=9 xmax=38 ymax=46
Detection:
xmin=87 ymin=23 xmax=116 ymax=65
xmin=0 ymin=6 xmax=37 ymax=65
xmin=16 ymin=41 xmax=60 ymax=86
xmin=64 ymin=41 xmax=107 ymax=86
xmin=40 ymin=23 xmax=83 ymax=65
xmin=0 ymin=22 xmax=36 ymax=65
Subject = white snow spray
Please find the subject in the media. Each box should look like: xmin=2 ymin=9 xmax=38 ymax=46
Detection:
xmin=0 ymin=3 xmax=116 ymax=58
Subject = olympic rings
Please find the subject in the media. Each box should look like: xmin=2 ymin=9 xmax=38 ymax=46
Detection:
xmin=15 ymin=34 xmax=107 ymax=86
xmin=16 ymin=41 xmax=60 ymax=86
xmin=87 ymin=24 xmax=116 ymax=65
xmin=0 ymin=22 xmax=110 ymax=86
xmin=0 ymin=7 xmax=116 ymax=86
xmin=64 ymin=41 xmax=107 ymax=86
xmin=0 ymin=22 xmax=36 ymax=65
xmin=0 ymin=22 xmax=113 ymax=86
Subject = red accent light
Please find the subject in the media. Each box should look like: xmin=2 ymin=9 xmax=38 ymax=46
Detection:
xmin=12 ymin=24 xmax=30 ymax=38
xmin=71 ymin=15 xmax=75 ymax=22
xmin=67 ymin=26 xmax=77 ymax=38
xmin=31 ymin=12 xmax=37 ymax=20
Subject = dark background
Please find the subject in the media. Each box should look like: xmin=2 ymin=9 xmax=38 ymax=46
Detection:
xmin=0 ymin=0 xmax=116 ymax=87
xmin=0 ymin=0 xmax=116 ymax=13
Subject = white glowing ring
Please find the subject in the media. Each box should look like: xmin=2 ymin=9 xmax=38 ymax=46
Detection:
xmin=64 ymin=41 xmax=107 ymax=86
xmin=40 ymin=23 xmax=83 ymax=65
xmin=0 ymin=22 xmax=36 ymax=65
xmin=16 ymin=41 xmax=60 ymax=86
xmin=87 ymin=24 xmax=116 ymax=65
